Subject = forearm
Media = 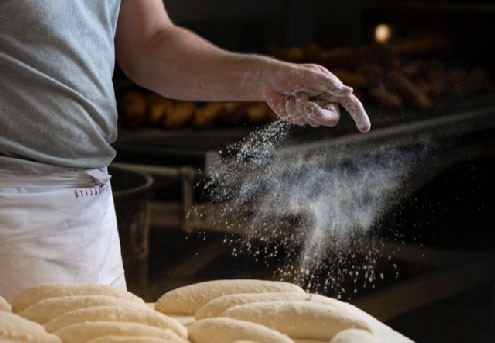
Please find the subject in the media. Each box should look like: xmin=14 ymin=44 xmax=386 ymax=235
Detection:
xmin=115 ymin=0 xmax=369 ymax=131
xmin=119 ymin=25 xmax=281 ymax=101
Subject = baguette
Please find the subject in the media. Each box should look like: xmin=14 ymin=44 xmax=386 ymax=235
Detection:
xmin=12 ymin=283 xmax=144 ymax=313
xmin=44 ymin=305 xmax=187 ymax=338
xmin=188 ymin=318 xmax=294 ymax=343
xmin=155 ymin=280 xmax=304 ymax=315
xmin=219 ymin=300 xmax=372 ymax=341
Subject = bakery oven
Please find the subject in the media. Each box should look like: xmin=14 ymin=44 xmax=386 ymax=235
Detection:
xmin=111 ymin=1 xmax=495 ymax=340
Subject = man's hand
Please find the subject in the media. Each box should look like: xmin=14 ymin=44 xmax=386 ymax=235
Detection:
xmin=263 ymin=62 xmax=371 ymax=133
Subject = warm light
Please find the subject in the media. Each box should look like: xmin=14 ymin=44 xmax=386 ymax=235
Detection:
xmin=375 ymin=24 xmax=392 ymax=44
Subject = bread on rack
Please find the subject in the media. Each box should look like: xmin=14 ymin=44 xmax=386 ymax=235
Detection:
xmin=163 ymin=101 xmax=195 ymax=128
xmin=119 ymin=91 xmax=148 ymax=127
xmin=147 ymin=93 xmax=173 ymax=126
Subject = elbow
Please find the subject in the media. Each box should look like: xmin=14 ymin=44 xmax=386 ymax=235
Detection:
xmin=115 ymin=45 xmax=148 ymax=89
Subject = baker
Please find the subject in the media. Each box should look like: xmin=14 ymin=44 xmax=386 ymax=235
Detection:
xmin=0 ymin=0 xmax=370 ymax=302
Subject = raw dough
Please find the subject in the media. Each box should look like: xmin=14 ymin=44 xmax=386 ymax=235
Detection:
xmin=188 ymin=317 xmax=294 ymax=343
xmin=53 ymin=321 xmax=188 ymax=343
xmin=195 ymin=292 xmax=346 ymax=319
xmin=12 ymin=283 xmax=145 ymax=312
xmin=44 ymin=305 xmax=187 ymax=338
xmin=86 ymin=336 xmax=184 ymax=343
xmin=0 ymin=295 xmax=10 ymax=312
xmin=156 ymin=279 xmax=304 ymax=315
xmin=0 ymin=311 xmax=61 ymax=343
xmin=330 ymin=329 xmax=377 ymax=343
xmin=219 ymin=300 xmax=372 ymax=340
xmin=19 ymin=295 xmax=149 ymax=324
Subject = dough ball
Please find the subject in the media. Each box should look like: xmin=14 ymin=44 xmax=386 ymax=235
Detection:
xmin=219 ymin=300 xmax=372 ymax=341
xmin=19 ymin=295 xmax=149 ymax=324
xmin=156 ymin=279 xmax=304 ymax=315
xmin=53 ymin=321 xmax=188 ymax=343
xmin=12 ymin=283 xmax=144 ymax=312
xmin=0 ymin=311 xmax=61 ymax=342
xmin=44 ymin=305 xmax=187 ymax=338
xmin=188 ymin=317 xmax=294 ymax=343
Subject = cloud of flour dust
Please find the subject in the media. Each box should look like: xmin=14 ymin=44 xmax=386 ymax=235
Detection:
xmin=197 ymin=120 xmax=429 ymax=292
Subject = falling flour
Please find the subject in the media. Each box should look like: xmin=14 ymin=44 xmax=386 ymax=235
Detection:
xmin=194 ymin=120 xmax=429 ymax=296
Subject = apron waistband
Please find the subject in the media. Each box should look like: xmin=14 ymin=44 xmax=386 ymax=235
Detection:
xmin=0 ymin=168 xmax=111 ymax=188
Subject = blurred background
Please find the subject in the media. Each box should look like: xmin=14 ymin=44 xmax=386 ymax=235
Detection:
xmin=110 ymin=1 xmax=495 ymax=342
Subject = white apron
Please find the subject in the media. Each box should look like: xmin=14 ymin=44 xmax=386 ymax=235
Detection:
xmin=0 ymin=169 xmax=126 ymax=303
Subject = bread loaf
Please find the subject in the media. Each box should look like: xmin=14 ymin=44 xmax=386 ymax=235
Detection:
xmin=0 ymin=311 xmax=61 ymax=343
xmin=155 ymin=279 xmax=304 ymax=315
xmin=188 ymin=318 xmax=294 ymax=343
xmin=19 ymin=295 xmax=148 ymax=324
xmin=163 ymin=101 xmax=195 ymax=128
xmin=119 ymin=91 xmax=148 ymax=127
xmin=195 ymin=292 xmax=345 ymax=320
xmin=44 ymin=305 xmax=187 ymax=338
xmin=53 ymin=322 xmax=188 ymax=343
xmin=12 ymin=283 xmax=144 ymax=313
xmin=147 ymin=94 xmax=172 ymax=126
xmin=219 ymin=300 xmax=372 ymax=340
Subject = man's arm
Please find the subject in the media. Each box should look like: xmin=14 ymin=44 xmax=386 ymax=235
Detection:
xmin=115 ymin=0 xmax=370 ymax=132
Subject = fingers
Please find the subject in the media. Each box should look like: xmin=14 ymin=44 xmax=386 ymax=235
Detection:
xmin=265 ymin=89 xmax=289 ymax=119
xmin=297 ymin=93 xmax=340 ymax=127
xmin=298 ymin=67 xmax=352 ymax=98
xmin=267 ymin=87 xmax=367 ymax=131
xmin=266 ymin=89 xmax=303 ymax=125
xmin=339 ymin=94 xmax=370 ymax=133
xmin=267 ymin=62 xmax=370 ymax=132
xmin=295 ymin=93 xmax=320 ymax=127
xmin=318 ymin=93 xmax=371 ymax=133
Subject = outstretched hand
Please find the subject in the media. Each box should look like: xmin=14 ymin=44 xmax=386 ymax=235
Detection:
xmin=263 ymin=62 xmax=371 ymax=133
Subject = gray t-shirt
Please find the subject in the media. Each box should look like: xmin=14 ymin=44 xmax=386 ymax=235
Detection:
xmin=0 ymin=0 xmax=121 ymax=174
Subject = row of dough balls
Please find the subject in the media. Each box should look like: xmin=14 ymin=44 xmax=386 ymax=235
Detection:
xmin=1 ymin=279 xmax=377 ymax=343
xmin=154 ymin=279 xmax=378 ymax=343
xmin=1 ymin=284 xmax=187 ymax=343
